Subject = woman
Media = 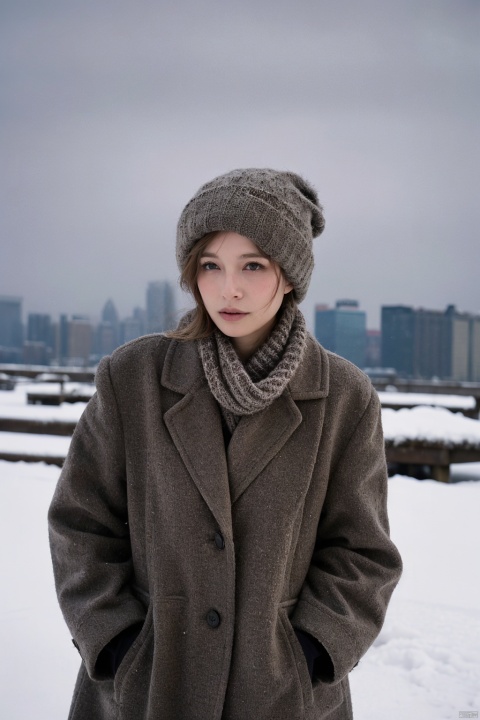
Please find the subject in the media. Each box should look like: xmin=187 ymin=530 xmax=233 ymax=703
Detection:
xmin=49 ymin=168 xmax=402 ymax=720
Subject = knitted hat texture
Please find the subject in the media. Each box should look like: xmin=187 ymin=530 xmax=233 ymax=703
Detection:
xmin=176 ymin=168 xmax=325 ymax=302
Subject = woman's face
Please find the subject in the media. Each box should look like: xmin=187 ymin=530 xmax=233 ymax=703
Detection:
xmin=196 ymin=231 xmax=293 ymax=361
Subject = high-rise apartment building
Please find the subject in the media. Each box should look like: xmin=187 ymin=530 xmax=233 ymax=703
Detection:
xmin=413 ymin=308 xmax=450 ymax=379
xmin=0 ymin=296 xmax=23 ymax=348
xmin=315 ymin=300 xmax=367 ymax=368
xmin=365 ymin=330 xmax=381 ymax=368
xmin=0 ymin=296 xmax=23 ymax=362
xmin=445 ymin=305 xmax=470 ymax=381
xmin=26 ymin=313 xmax=54 ymax=364
xmin=381 ymin=304 xmax=480 ymax=381
xmin=94 ymin=299 xmax=120 ymax=358
xmin=27 ymin=313 xmax=52 ymax=345
xmin=146 ymin=281 xmax=175 ymax=334
xmin=469 ymin=315 xmax=480 ymax=382
xmin=56 ymin=314 xmax=70 ymax=366
xmin=381 ymin=306 xmax=415 ymax=376
xmin=25 ymin=312 xmax=53 ymax=365
xmin=67 ymin=316 xmax=93 ymax=366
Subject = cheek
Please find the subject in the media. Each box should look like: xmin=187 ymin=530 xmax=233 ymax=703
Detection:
xmin=196 ymin=274 xmax=213 ymax=300
xmin=247 ymin=273 xmax=279 ymax=296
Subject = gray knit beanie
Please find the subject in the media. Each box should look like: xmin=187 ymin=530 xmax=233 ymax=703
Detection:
xmin=176 ymin=168 xmax=325 ymax=302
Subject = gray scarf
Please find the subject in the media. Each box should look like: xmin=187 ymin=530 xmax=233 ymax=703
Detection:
xmin=197 ymin=303 xmax=307 ymax=433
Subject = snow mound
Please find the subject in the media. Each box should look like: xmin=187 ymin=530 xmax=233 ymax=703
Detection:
xmin=382 ymin=406 xmax=480 ymax=448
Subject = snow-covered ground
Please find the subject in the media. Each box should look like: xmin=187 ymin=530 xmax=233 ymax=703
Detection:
xmin=1 ymin=385 xmax=480 ymax=718
xmin=0 ymin=459 xmax=479 ymax=719
xmin=0 ymin=431 xmax=71 ymax=457
xmin=378 ymin=390 xmax=477 ymax=411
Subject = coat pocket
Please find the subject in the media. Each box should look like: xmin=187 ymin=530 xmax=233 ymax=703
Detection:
xmin=113 ymin=601 xmax=154 ymax=709
xmin=277 ymin=606 xmax=314 ymax=712
xmin=113 ymin=595 xmax=189 ymax=719
xmin=278 ymin=604 xmax=346 ymax=718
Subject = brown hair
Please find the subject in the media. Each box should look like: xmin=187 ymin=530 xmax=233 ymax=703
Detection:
xmin=167 ymin=232 xmax=295 ymax=341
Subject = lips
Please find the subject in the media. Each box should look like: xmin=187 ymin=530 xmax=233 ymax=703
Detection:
xmin=219 ymin=309 xmax=249 ymax=322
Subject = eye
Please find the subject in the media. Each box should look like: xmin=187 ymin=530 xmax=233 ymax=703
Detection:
xmin=244 ymin=262 xmax=264 ymax=271
xmin=200 ymin=261 xmax=219 ymax=271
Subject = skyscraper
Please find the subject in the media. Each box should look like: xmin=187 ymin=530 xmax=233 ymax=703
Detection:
xmin=67 ymin=316 xmax=93 ymax=367
xmin=95 ymin=299 xmax=120 ymax=356
xmin=469 ymin=315 xmax=480 ymax=382
xmin=381 ymin=306 xmax=415 ymax=376
xmin=27 ymin=313 xmax=53 ymax=346
xmin=146 ymin=281 xmax=175 ymax=334
xmin=413 ymin=308 xmax=449 ymax=379
xmin=25 ymin=313 xmax=53 ymax=365
xmin=445 ymin=305 xmax=470 ymax=381
xmin=0 ymin=296 xmax=23 ymax=362
xmin=381 ymin=304 xmax=480 ymax=381
xmin=315 ymin=300 xmax=367 ymax=368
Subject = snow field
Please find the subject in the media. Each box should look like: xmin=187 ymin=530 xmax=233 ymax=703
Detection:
xmin=350 ymin=476 xmax=480 ymax=719
xmin=1 ymin=462 xmax=479 ymax=719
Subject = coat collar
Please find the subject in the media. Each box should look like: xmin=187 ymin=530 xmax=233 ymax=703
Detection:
xmin=161 ymin=332 xmax=330 ymax=400
xmin=161 ymin=333 xmax=329 ymax=529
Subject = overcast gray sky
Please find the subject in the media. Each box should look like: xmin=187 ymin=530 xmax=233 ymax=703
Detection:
xmin=1 ymin=0 xmax=479 ymax=330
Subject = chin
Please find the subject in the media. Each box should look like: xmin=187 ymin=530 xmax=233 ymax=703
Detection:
xmin=217 ymin=326 xmax=245 ymax=338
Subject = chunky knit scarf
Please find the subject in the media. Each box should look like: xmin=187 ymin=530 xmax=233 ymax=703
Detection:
xmin=197 ymin=303 xmax=307 ymax=433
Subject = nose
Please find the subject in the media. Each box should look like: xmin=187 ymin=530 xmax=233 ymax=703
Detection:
xmin=222 ymin=272 xmax=243 ymax=300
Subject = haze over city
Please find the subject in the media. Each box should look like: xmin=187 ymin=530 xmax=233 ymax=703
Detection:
xmin=2 ymin=0 xmax=479 ymax=330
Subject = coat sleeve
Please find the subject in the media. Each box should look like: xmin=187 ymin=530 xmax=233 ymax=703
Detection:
xmin=290 ymin=385 xmax=402 ymax=683
xmin=48 ymin=356 xmax=146 ymax=679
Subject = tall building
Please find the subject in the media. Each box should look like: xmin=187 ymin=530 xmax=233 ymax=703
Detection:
xmin=381 ymin=306 xmax=415 ymax=377
xmin=94 ymin=322 xmax=117 ymax=359
xmin=67 ymin=316 xmax=93 ymax=367
xmin=381 ymin=303 xmax=480 ymax=381
xmin=315 ymin=300 xmax=367 ymax=368
xmin=27 ymin=313 xmax=52 ymax=345
xmin=26 ymin=313 xmax=54 ymax=364
xmin=102 ymin=299 xmax=119 ymax=328
xmin=365 ymin=330 xmax=381 ymax=368
xmin=56 ymin=314 xmax=70 ymax=366
xmin=120 ymin=307 xmax=146 ymax=345
xmin=146 ymin=281 xmax=175 ymax=334
xmin=413 ymin=308 xmax=450 ymax=379
xmin=0 ymin=296 xmax=23 ymax=348
xmin=445 ymin=305 xmax=470 ymax=381
xmin=94 ymin=299 xmax=120 ymax=358
xmin=0 ymin=296 xmax=23 ymax=362
xmin=469 ymin=315 xmax=480 ymax=382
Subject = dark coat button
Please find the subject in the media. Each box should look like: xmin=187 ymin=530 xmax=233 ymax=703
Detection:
xmin=214 ymin=531 xmax=225 ymax=550
xmin=206 ymin=609 xmax=221 ymax=628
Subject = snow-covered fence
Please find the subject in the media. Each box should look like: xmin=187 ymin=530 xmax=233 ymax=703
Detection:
xmin=378 ymin=391 xmax=478 ymax=418
xmin=383 ymin=406 xmax=480 ymax=482
xmin=373 ymin=378 xmax=480 ymax=417
xmin=0 ymin=385 xmax=85 ymax=466
xmin=2 ymin=387 xmax=480 ymax=481
xmin=26 ymin=382 xmax=95 ymax=406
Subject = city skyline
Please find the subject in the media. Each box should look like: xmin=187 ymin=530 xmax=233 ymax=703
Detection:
xmin=2 ymin=289 xmax=479 ymax=381
xmin=3 ymin=287 xmax=479 ymax=333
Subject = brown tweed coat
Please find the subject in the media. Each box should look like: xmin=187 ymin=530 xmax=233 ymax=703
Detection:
xmin=48 ymin=332 xmax=402 ymax=720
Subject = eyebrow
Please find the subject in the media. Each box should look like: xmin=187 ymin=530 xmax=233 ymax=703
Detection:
xmin=200 ymin=251 xmax=268 ymax=259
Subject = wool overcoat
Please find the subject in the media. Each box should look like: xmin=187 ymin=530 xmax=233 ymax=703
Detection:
xmin=48 ymin=331 xmax=402 ymax=720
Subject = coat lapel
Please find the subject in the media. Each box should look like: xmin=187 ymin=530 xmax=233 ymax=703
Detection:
xmin=226 ymin=335 xmax=330 ymax=504
xmin=227 ymin=390 xmax=303 ymax=504
xmin=162 ymin=340 xmax=232 ymax=536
